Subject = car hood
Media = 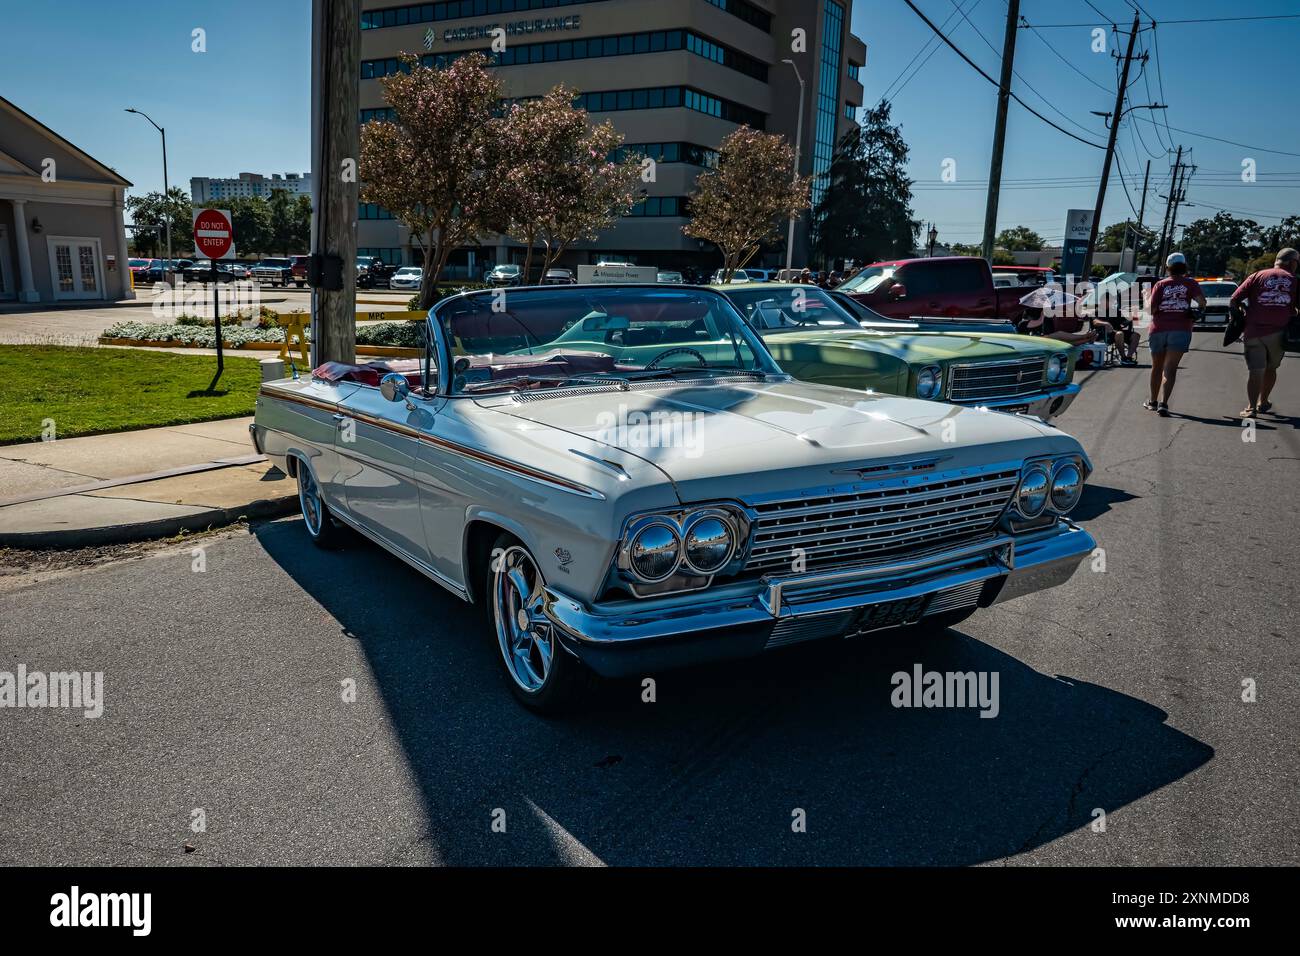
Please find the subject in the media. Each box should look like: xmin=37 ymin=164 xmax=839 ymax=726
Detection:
xmin=764 ymin=329 xmax=1069 ymax=363
xmin=479 ymin=377 xmax=1083 ymax=504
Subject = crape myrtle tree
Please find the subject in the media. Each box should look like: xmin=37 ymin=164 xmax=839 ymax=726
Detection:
xmin=360 ymin=53 xmax=503 ymax=309
xmin=684 ymin=126 xmax=810 ymax=283
xmin=496 ymin=85 xmax=642 ymax=282
xmin=810 ymin=103 xmax=917 ymax=266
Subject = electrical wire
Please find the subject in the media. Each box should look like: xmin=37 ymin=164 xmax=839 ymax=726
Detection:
xmin=901 ymin=0 xmax=1107 ymax=148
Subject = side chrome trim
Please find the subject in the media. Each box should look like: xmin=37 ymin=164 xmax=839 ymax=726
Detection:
xmin=261 ymin=386 xmax=604 ymax=499
xmin=330 ymin=508 xmax=469 ymax=601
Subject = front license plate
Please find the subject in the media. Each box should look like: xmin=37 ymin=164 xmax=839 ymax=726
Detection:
xmin=844 ymin=595 xmax=930 ymax=637
xmin=1003 ymin=404 xmax=1030 ymax=415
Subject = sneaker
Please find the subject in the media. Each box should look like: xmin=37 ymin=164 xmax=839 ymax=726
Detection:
xmin=1240 ymin=406 xmax=1258 ymax=419
xmin=1259 ymin=401 xmax=1274 ymax=414
xmin=1143 ymin=399 xmax=1159 ymax=411
xmin=1157 ymin=403 xmax=1170 ymax=417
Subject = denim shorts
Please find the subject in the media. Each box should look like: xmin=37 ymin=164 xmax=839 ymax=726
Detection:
xmin=1149 ymin=330 xmax=1192 ymax=354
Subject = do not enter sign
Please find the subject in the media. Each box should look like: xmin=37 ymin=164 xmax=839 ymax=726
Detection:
xmin=193 ymin=208 xmax=235 ymax=260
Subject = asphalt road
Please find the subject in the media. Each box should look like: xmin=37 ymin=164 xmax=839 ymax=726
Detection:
xmin=1 ymin=331 xmax=1296 ymax=866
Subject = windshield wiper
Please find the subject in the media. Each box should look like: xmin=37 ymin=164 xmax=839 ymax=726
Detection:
xmin=461 ymin=374 xmax=623 ymax=394
xmin=620 ymin=367 xmax=768 ymax=382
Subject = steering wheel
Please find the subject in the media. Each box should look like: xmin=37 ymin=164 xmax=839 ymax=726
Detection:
xmin=645 ymin=346 xmax=707 ymax=370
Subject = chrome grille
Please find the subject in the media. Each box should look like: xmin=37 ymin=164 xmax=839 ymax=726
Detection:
xmin=948 ymin=358 xmax=1046 ymax=404
xmin=743 ymin=468 xmax=1019 ymax=575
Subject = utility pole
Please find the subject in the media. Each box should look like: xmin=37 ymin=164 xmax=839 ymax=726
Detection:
xmin=782 ymin=59 xmax=806 ymax=274
xmin=1082 ymin=11 xmax=1142 ymax=279
xmin=1165 ymin=158 xmax=1194 ymax=270
xmin=1155 ymin=146 xmax=1183 ymax=276
xmin=310 ymin=0 xmax=360 ymax=367
xmin=981 ymin=0 xmax=1020 ymax=263
xmin=1134 ymin=159 xmax=1150 ymax=270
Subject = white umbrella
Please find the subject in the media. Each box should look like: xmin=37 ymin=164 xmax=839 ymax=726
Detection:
xmin=1019 ymin=286 xmax=1079 ymax=311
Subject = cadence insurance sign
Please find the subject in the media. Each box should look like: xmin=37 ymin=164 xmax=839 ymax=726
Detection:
xmin=436 ymin=15 xmax=581 ymax=44
xmin=192 ymin=208 xmax=235 ymax=260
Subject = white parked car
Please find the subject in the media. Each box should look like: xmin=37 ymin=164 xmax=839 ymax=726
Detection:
xmin=388 ymin=266 xmax=422 ymax=291
xmin=1196 ymin=280 xmax=1238 ymax=328
xmin=657 ymin=270 xmax=685 ymax=284
xmin=251 ymin=285 xmax=1097 ymax=712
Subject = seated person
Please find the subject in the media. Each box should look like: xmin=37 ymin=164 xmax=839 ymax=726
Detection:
xmin=1017 ymin=307 xmax=1096 ymax=346
xmin=1105 ymin=312 xmax=1141 ymax=365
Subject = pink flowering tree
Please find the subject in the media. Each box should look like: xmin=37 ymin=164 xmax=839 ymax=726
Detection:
xmin=684 ymin=127 xmax=810 ymax=282
xmin=497 ymin=86 xmax=642 ymax=281
xmin=360 ymin=53 xmax=503 ymax=309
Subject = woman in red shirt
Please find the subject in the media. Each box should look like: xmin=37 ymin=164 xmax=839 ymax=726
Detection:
xmin=1143 ymin=253 xmax=1206 ymax=417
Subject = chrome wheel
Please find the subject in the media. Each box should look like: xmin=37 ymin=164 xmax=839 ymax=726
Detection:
xmin=298 ymin=464 xmax=323 ymax=537
xmin=492 ymin=546 xmax=554 ymax=693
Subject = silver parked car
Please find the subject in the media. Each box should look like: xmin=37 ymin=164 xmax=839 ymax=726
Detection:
xmin=251 ymin=285 xmax=1096 ymax=712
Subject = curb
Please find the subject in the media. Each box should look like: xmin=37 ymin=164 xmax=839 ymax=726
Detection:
xmin=0 ymin=493 xmax=299 ymax=550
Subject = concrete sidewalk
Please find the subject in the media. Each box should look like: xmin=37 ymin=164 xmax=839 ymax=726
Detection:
xmin=0 ymin=417 xmax=297 ymax=548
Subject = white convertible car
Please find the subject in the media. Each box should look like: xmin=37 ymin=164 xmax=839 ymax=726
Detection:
xmin=251 ymin=285 xmax=1096 ymax=712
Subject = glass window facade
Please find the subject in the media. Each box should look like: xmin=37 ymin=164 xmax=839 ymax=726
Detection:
xmin=702 ymin=0 xmax=772 ymax=33
xmin=357 ymin=247 xmax=404 ymax=265
xmin=615 ymin=142 xmax=720 ymax=169
xmin=626 ymin=196 xmax=687 ymax=217
xmin=363 ymin=28 xmax=768 ymax=82
xmin=812 ymin=1 xmax=845 ymax=209
xmin=358 ymin=203 xmax=395 ymax=220
xmin=573 ymin=86 xmax=765 ymax=129
xmin=361 ymin=0 xmax=608 ymax=31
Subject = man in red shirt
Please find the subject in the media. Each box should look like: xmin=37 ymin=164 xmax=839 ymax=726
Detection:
xmin=1143 ymin=252 xmax=1206 ymax=417
xmin=1229 ymin=248 xmax=1299 ymax=417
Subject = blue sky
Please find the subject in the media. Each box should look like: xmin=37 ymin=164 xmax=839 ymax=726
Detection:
xmin=4 ymin=0 xmax=1299 ymax=249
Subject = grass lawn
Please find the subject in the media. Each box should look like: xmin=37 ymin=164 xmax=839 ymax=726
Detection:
xmin=0 ymin=346 xmax=261 ymax=445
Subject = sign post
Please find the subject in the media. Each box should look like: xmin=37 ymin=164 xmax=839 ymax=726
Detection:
xmin=193 ymin=208 xmax=235 ymax=392
xmin=1061 ymin=209 xmax=1094 ymax=287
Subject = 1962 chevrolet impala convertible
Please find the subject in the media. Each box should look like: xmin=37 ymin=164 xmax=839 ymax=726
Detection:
xmin=713 ymin=284 xmax=1080 ymax=422
xmin=251 ymin=285 xmax=1096 ymax=711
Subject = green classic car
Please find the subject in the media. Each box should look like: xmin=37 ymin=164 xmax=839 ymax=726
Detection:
xmin=713 ymin=284 xmax=1079 ymax=422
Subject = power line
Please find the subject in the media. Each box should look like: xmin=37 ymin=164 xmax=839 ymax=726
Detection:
xmin=1131 ymin=113 xmax=1300 ymax=158
xmin=1024 ymin=13 xmax=1300 ymax=28
xmin=878 ymin=0 xmax=984 ymax=104
xmin=900 ymin=0 xmax=1107 ymax=149
xmin=1019 ymin=16 xmax=1113 ymax=94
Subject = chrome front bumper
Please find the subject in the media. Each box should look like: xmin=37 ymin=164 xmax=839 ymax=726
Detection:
xmin=543 ymin=522 xmax=1096 ymax=677
xmin=963 ymin=383 xmax=1080 ymax=422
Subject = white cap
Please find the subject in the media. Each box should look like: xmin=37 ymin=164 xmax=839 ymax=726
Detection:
xmin=1166 ymin=252 xmax=1186 ymax=267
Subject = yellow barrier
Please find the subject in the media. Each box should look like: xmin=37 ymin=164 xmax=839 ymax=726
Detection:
xmin=273 ymin=311 xmax=311 ymax=367
xmin=355 ymin=309 xmax=425 ymax=322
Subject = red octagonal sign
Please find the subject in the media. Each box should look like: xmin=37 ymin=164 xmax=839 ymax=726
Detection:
xmin=193 ymin=208 xmax=235 ymax=260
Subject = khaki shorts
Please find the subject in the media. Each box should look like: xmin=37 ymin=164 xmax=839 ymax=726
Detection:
xmin=1244 ymin=331 xmax=1286 ymax=372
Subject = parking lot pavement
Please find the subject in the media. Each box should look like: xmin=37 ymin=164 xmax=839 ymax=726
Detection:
xmin=0 ymin=332 xmax=1296 ymax=866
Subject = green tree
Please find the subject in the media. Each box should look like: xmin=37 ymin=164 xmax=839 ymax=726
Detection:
xmin=1178 ymin=212 xmax=1260 ymax=276
xmin=267 ymin=189 xmax=310 ymax=255
xmin=125 ymin=187 xmax=193 ymax=259
xmin=1256 ymin=215 xmax=1300 ymax=258
xmin=226 ymin=196 xmax=273 ymax=257
xmin=995 ymin=225 xmax=1045 ymax=252
xmin=810 ymin=103 xmax=917 ymax=266
xmin=684 ymin=126 xmax=810 ymax=282
xmin=1097 ymin=221 xmax=1129 ymax=253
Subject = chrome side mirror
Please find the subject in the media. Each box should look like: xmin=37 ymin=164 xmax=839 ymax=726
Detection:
xmin=379 ymin=372 xmax=410 ymax=403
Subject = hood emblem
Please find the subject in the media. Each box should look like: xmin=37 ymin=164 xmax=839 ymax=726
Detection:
xmin=554 ymin=547 xmax=573 ymax=568
xmin=833 ymin=455 xmax=953 ymax=481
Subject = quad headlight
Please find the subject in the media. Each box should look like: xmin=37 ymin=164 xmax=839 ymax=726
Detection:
xmin=627 ymin=521 xmax=682 ymax=583
xmin=619 ymin=508 xmax=744 ymax=586
xmin=1009 ymin=455 xmax=1088 ymax=522
xmin=1047 ymin=353 xmax=1069 ymax=384
xmin=1015 ymin=464 xmax=1051 ymax=518
xmin=1049 ymin=459 xmax=1084 ymax=513
xmin=916 ymin=365 xmax=943 ymax=400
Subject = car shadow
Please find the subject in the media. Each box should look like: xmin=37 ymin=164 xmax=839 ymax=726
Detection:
xmin=257 ymin=518 xmax=1213 ymax=866
xmin=1071 ymin=483 xmax=1138 ymax=522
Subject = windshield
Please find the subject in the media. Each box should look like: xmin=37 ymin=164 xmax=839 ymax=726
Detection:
xmin=1201 ymin=283 xmax=1237 ymax=297
xmin=128 ymin=259 xmax=149 ymax=268
xmin=495 ymin=265 xmax=521 ymax=274
xmin=725 ymin=287 xmax=862 ymax=331
xmin=435 ymin=287 xmax=778 ymax=395
xmin=261 ymin=259 xmax=291 ymax=268
xmin=838 ymin=266 xmax=894 ymax=293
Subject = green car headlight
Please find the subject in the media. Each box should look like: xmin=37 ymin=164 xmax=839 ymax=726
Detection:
xmin=1015 ymin=465 xmax=1051 ymax=518
xmin=1047 ymin=353 xmax=1068 ymax=384
xmin=1049 ymin=459 xmax=1084 ymax=514
xmin=916 ymin=365 xmax=943 ymax=400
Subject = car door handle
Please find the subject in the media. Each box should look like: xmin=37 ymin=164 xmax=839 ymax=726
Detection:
xmin=332 ymin=413 xmax=346 ymax=424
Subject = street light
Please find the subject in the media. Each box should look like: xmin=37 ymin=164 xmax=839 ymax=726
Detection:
xmin=124 ymin=108 xmax=172 ymax=272
xmin=927 ymin=224 xmax=938 ymax=257
xmin=781 ymin=59 xmax=806 ymax=274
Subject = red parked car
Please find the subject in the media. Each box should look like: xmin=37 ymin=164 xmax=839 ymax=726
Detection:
xmin=838 ymin=256 xmax=1040 ymax=322
xmin=290 ymin=255 xmax=310 ymax=288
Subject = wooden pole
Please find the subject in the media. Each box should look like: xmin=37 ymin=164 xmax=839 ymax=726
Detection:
xmin=310 ymin=0 xmax=359 ymax=366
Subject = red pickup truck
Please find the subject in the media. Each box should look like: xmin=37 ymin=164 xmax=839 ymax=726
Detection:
xmin=838 ymin=256 xmax=1046 ymax=322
